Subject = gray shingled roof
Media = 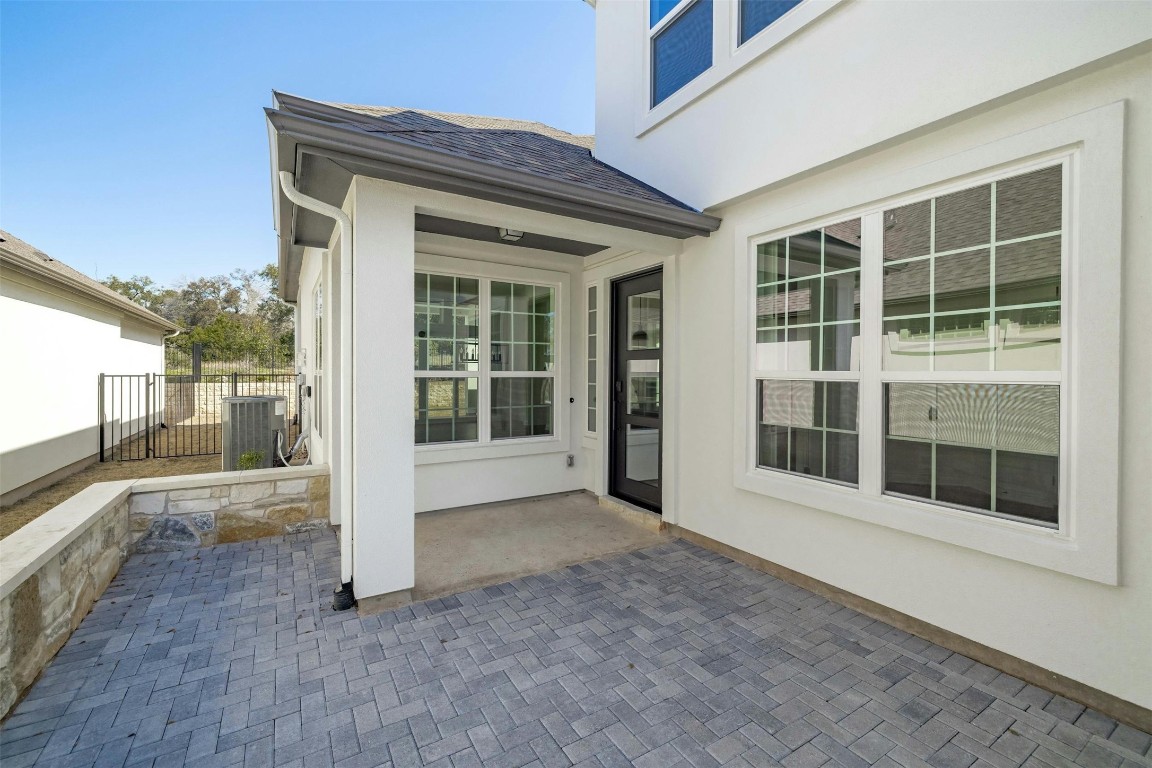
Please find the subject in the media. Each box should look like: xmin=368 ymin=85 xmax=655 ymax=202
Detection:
xmin=0 ymin=230 xmax=177 ymax=331
xmin=313 ymin=101 xmax=697 ymax=212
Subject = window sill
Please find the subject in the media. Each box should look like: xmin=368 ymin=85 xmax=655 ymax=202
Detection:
xmin=415 ymin=435 xmax=569 ymax=465
xmin=637 ymin=0 xmax=845 ymax=138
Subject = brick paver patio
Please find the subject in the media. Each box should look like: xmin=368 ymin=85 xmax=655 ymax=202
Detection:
xmin=1 ymin=529 xmax=1149 ymax=768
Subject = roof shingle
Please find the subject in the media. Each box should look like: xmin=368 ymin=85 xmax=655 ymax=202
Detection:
xmin=312 ymin=101 xmax=698 ymax=212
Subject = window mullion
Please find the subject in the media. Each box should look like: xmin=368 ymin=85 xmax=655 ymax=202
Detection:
xmin=479 ymin=278 xmax=491 ymax=444
xmin=858 ymin=211 xmax=885 ymax=497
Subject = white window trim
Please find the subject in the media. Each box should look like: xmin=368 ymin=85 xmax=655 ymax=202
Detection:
xmin=312 ymin=281 xmax=324 ymax=438
xmin=732 ymin=101 xmax=1124 ymax=585
xmin=585 ymin=282 xmax=600 ymax=438
xmin=414 ymin=253 xmax=570 ymax=466
xmin=637 ymin=0 xmax=845 ymax=137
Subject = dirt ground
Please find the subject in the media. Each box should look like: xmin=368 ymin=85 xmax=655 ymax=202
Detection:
xmin=2 ymin=418 xmax=307 ymax=540
xmin=0 ymin=455 xmax=222 ymax=540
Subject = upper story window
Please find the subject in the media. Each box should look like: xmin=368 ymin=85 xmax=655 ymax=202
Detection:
xmin=651 ymin=0 xmax=713 ymax=107
xmin=739 ymin=0 xmax=803 ymax=45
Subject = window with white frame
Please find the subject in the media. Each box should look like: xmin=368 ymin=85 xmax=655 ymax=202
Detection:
xmin=414 ymin=272 xmax=556 ymax=445
xmin=755 ymin=220 xmax=861 ymax=485
xmin=312 ymin=282 xmax=323 ymax=438
xmin=752 ymin=163 xmax=1064 ymax=527
xmin=650 ymin=0 xmax=713 ymax=107
xmin=739 ymin=0 xmax=803 ymax=45
xmin=586 ymin=285 xmax=598 ymax=434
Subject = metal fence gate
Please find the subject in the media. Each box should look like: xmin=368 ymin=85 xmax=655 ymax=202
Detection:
xmin=99 ymin=372 xmax=300 ymax=461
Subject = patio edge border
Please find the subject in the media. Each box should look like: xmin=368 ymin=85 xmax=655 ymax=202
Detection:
xmin=668 ymin=525 xmax=1152 ymax=734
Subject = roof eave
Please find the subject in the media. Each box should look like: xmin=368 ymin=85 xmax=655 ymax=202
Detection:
xmin=0 ymin=250 xmax=179 ymax=332
xmin=265 ymin=108 xmax=721 ymax=240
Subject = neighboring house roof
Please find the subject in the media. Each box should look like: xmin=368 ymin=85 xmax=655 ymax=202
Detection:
xmin=0 ymin=230 xmax=178 ymax=332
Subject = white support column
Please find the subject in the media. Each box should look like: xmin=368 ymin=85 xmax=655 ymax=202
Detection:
xmin=349 ymin=178 xmax=415 ymax=603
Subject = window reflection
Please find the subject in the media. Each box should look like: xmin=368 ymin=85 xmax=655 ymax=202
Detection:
xmin=881 ymin=167 xmax=1062 ymax=372
xmin=755 ymin=219 xmax=861 ymax=372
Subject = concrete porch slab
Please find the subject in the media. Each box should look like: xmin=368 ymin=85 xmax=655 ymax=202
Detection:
xmin=412 ymin=491 xmax=667 ymax=602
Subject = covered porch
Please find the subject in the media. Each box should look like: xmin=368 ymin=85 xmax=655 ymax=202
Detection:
xmin=413 ymin=492 xmax=668 ymax=603
xmin=267 ymin=92 xmax=720 ymax=609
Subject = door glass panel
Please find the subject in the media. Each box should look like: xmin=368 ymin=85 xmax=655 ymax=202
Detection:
xmin=625 ymin=425 xmax=660 ymax=487
xmin=627 ymin=291 xmax=661 ymax=350
xmin=628 ymin=360 xmax=660 ymax=417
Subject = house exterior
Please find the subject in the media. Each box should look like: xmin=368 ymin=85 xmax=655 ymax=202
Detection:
xmin=0 ymin=231 xmax=177 ymax=503
xmin=266 ymin=1 xmax=1152 ymax=724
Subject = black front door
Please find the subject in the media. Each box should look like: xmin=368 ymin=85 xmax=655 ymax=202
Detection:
xmin=610 ymin=269 xmax=662 ymax=512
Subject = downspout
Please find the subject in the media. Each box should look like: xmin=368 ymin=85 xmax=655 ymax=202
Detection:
xmin=277 ymin=171 xmax=356 ymax=609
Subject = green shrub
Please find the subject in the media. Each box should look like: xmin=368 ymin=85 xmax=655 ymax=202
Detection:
xmin=237 ymin=450 xmax=265 ymax=470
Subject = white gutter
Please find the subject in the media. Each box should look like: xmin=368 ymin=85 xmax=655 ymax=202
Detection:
xmin=277 ymin=171 xmax=354 ymax=586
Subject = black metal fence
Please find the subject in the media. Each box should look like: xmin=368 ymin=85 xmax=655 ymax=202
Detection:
xmin=164 ymin=342 xmax=295 ymax=377
xmin=99 ymin=373 xmax=300 ymax=461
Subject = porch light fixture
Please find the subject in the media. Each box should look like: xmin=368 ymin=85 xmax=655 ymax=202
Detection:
xmin=498 ymin=228 xmax=524 ymax=242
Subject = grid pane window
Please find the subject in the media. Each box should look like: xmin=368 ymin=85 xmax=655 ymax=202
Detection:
xmin=755 ymin=219 xmax=861 ymax=372
xmin=757 ymin=380 xmax=859 ymax=486
xmin=414 ymin=273 xmax=479 ymax=373
xmin=587 ymin=286 xmax=597 ymax=433
xmin=491 ymin=379 xmax=553 ymax=439
xmin=491 ymin=282 xmax=554 ymax=373
xmin=313 ymin=283 xmax=323 ymax=438
xmin=753 ymin=162 xmax=1065 ymax=529
xmin=884 ymin=383 xmax=1059 ymax=525
xmin=415 ymin=272 xmax=558 ymax=445
xmin=414 ymin=378 xmax=478 ymax=445
xmin=651 ymin=0 xmax=712 ymax=107
xmin=882 ymin=166 xmax=1062 ymax=373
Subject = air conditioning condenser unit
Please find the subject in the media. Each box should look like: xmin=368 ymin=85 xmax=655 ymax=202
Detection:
xmin=222 ymin=396 xmax=286 ymax=471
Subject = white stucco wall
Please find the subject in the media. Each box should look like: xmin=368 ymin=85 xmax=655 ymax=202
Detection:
xmin=0 ymin=271 xmax=166 ymax=498
xmin=594 ymin=0 xmax=1152 ymax=210
xmin=643 ymin=52 xmax=1151 ymax=708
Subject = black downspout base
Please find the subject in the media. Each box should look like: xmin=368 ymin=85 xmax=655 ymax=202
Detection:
xmin=332 ymin=581 xmax=356 ymax=611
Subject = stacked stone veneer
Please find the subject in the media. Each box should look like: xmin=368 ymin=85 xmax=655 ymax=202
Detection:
xmin=0 ymin=465 xmax=330 ymax=718
xmin=0 ymin=481 xmax=134 ymax=719
xmin=130 ymin=467 xmax=330 ymax=551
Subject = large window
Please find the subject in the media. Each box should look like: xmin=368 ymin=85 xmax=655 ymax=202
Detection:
xmin=752 ymin=163 xmax=1064 ymax=528
xmin=414 ymin=272 xmax=556 ymax=445
xmin=651 ymin=0 xmax=713 ymax=107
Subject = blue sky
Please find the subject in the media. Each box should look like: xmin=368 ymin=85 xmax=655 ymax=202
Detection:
xmin=1 ymin=1 xmax=595 ymax=287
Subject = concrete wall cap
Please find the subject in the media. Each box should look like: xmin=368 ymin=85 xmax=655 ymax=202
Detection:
xmin=0 ymin=480 xmax=133 ymax=600
xmin=128 ymin=464 xmax=328 ymax=493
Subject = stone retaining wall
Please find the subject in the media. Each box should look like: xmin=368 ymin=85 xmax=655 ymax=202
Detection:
xmin=0 ymin=465 xmax=330 ymax=719
xmin=0 ymin=481 xmax=134 ymax=719
xmin=130 ymin=467 xmax=329 ymax=550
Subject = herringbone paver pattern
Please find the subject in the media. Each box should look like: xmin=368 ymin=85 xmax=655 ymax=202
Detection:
xmin=2 ymin=529 xmax=1149 ymax=768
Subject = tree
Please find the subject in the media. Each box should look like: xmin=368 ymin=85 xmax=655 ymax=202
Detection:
xmin=102 ymin=264 xmax=294 ymax=365
xmin=101 ymin=275 xmax=172 ymax=315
